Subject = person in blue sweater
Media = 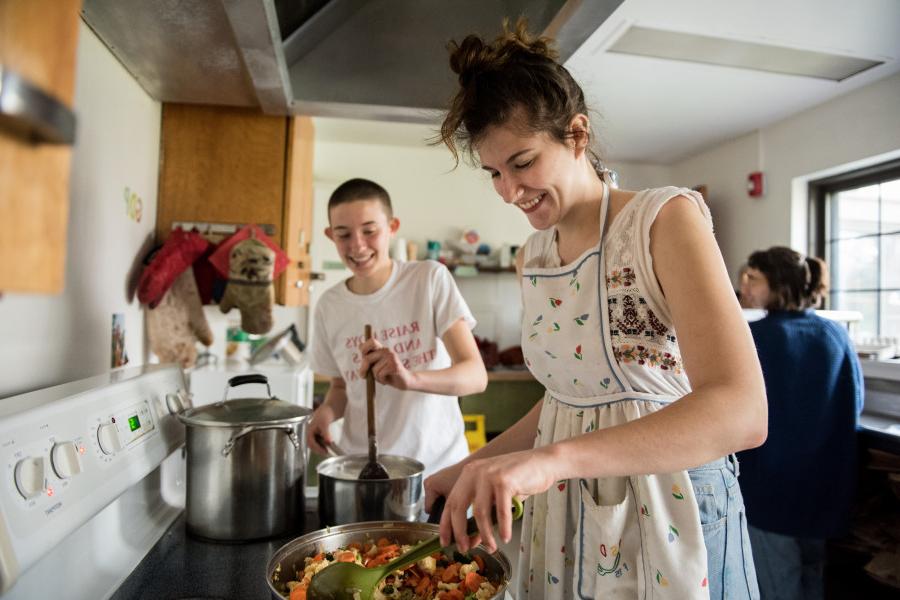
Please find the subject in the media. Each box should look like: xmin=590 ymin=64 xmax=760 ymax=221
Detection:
xmin=738 ymin=246 xmax=864 ymax=600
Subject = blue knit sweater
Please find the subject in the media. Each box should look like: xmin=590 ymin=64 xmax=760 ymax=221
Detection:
xmin=737 ymin=310 xmax=864 ymax=538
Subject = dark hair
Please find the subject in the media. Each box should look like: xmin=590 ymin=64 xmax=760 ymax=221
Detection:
xmin=438 ymin=18 xmax=598 ymax=166
xmin=327 ymin=178 xmax=393 ymax=220
xmin=747 ymin=246 xmax=829 ymax=311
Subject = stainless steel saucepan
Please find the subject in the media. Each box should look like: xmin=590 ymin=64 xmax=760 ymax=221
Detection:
xmin=317 ymin=454 xmax=425 ymax=525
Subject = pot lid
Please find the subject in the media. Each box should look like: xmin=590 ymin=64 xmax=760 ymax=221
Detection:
xmin=177 ymin=397 xmax=312 ymax=428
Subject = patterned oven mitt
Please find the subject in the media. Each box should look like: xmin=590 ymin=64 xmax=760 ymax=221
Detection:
xmin=146 ymin=268 xmax=214 ymax=368
xmin=218 ymin=237 xmax=275 ymax=334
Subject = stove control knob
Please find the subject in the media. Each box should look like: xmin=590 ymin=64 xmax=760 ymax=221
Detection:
xmin=165 ymin=392 xmax=185 ymax=415
xmin=51 ymin=441 xmax=83 ymax=478
xmin=14 ymin=457 xmax=46 ymax=499
xmin=97 ymin=423 xmax=122 ymax=455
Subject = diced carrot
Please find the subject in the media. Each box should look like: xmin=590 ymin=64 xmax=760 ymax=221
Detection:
xmin=347 ymin=542 xmax=363 ymax=551
xmin=464 ymin=571 xmax=485 ymax=593
xmin=335 ymin=550 xmax=356 ymax=563
xmin=376 ymin=537 xmax=391 ymax=547
xmin=312 ymin=552 xmax=324 ymax=561
xmin=365 ymin=554 xmax=392 ymax=568
xmin=473 ymin=555 xmax=485 ymax=571
xmin=289 ymin=586 xmax=307 ymax=600
xmin=377 ymin=544 xmax=400 ymax=556
xmin=444 ymin=589 xmax=465 ymax=600
xmin=363 ymin=542 xmax=373 ymax=554
xmin=415 ymin=575 xmax=431 ymax=595
xmin=441 ymin=563 xmax=460 ymax=583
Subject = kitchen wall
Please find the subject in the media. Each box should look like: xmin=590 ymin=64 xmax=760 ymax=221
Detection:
xmin=0 ymin=24 xmax=161 ymax=398
xmin=309 ymin=130 xmax=674 ymax=350
xmin=671 ymin=71 xmax=900 ymax=282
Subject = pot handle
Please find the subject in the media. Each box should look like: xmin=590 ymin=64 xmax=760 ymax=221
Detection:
xmin=223 ymin=374 xmax=273 ymax=401
xmin=426 ymin=496 xmax=446 ymax=524
xmin=221 ymin=424 xmax=302 ymax=456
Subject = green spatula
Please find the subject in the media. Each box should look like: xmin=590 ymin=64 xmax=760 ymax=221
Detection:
xmin=307 ymin=497 xmax=524 ymax=600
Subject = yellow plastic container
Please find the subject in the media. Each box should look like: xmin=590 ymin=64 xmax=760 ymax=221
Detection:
xmin=463 ymin=414 xmax=487 ymax=453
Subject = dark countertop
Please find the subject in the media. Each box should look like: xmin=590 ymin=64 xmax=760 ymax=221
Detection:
xmin=112 ymin=501 xmax=319 ymax=600
xmin=860 ymin=414 xmax=900 ymax=455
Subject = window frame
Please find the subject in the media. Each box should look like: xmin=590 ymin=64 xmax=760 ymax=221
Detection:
xmin=809 ymin=158 xmax=900 ymax=335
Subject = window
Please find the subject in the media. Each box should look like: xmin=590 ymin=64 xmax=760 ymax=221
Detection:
xmin=811 ymin=159 xmax=900 ymax=343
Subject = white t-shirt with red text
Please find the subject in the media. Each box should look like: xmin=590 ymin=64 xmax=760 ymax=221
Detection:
xmin=310 ymin=260 xmax=475 ymax=477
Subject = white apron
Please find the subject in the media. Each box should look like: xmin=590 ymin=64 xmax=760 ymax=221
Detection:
xmin=515 ymin=184 xmax=711 ymax=599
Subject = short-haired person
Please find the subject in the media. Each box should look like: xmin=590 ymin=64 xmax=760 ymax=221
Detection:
xmin=738 ymin=247 xmax=863 ymax=600
xmin=307 ymin=178 xmax=488 ymax=478
xmin=424 ymin=20 xmax=768 ymax=599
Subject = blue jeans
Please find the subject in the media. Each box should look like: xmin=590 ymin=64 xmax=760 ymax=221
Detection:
xmin=747 ymin=525 xmax=825 ymax=600
xmin=689 ymin=455 xmax=761 ymax=600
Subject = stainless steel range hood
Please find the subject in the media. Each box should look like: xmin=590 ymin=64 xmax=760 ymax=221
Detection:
xmin=81 ymin=0 xmax=623 ymax=123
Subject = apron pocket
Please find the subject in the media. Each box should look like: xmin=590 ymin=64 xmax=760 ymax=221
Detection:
xmin=575 ymin=478 xmax=640 ymax=599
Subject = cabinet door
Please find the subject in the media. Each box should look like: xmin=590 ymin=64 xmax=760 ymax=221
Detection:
xmin=0 ymin=0 xmax=81 ymax=293
xmin=277 ymin=115 xmax=314 ymax=306
xmin=156 ymin=103 xmax=288 ymax=244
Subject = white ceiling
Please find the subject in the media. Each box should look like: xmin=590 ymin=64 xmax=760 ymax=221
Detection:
xmin=315 ymin=0 xmax=900 ymax=165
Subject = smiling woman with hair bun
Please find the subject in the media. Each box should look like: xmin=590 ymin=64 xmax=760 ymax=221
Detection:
xmin=424 ymin=18 xmax=768 ymax=600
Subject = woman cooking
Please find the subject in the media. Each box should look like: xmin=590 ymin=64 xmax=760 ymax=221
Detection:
xmin=424 ymin=20 xmax=768 ymax=599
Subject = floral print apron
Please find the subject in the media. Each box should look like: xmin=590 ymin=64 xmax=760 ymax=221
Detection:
xmin=515 ymin=184 xmax=710 ymax=599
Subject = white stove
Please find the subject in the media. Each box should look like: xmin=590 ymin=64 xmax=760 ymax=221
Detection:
xmin=0 ymin=365 xmax=189 ymax=599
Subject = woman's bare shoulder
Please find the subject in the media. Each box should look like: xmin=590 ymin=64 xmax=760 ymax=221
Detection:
xmin=607 ymin=188 xmax=640 ymax=224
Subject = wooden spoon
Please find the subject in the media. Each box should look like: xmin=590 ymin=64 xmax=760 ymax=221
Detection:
xmin=358 ymin=324 xmax=389 ymax=480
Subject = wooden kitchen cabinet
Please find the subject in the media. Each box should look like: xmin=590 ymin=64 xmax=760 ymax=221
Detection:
xmin=156 ymin=103 xmax=314 ymax=305
xmin=0 ymin=0 xmax=81 ymax=293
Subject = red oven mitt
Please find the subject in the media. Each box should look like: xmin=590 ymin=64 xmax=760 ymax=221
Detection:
xmin=137 ymin=228 xmax=210 ymax=308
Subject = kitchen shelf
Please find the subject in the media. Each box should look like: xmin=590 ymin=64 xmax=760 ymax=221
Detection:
xmin=447 ymin=263 xmax=517 ymax=276
xmin=314 ymin=368 xmax=534 ymax=384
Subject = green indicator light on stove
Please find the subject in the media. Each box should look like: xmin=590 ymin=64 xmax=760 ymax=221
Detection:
xmin=128 ymin=415 xmax=141 ymax=432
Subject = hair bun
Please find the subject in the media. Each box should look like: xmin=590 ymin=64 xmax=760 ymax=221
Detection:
xmin=448 ymin=18 xmax=558 ymax=87
xmin=448 ymin=35 xmax=490 ymax=87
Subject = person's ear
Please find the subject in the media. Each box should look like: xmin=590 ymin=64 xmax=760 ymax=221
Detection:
xmin=569 ymin=113 xmax=590 ymax=158
xmin=325 ymin=226 xmax=334 ymax=241
xmin=389 ymin=217 xmax=400 ymax=234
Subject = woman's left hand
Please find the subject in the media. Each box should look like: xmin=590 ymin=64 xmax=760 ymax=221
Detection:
xmin=439 ymin=445 xmax=559 ymax=553
xmin=358 ymin=337 xmax=419 ymax=390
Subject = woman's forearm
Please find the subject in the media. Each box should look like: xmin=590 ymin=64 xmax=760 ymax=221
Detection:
xmin=549 ymin=382 xmax=767 ymax=481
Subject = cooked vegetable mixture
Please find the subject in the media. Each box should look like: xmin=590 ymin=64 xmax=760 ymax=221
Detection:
xmin=283 ymin=537 xmax=499 ymax=600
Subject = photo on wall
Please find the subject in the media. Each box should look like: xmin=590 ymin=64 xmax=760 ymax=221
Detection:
xmin=111 ymin=313 xmax=129 ymax=368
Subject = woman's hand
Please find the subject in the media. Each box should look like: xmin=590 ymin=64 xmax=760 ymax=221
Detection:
xmin=306 ymin=403 xmax=337 ymax=455
xmin=424 ymin=461 xmax=465 ymax=516
xmin=439 ymin=445 xmax=560 ymax=553
xmin=358 ymin=337 xmax=419 ymax=390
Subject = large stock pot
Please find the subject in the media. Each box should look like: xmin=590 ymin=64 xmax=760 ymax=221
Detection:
xmin=177 ymin=374 xmax=312 ymax=540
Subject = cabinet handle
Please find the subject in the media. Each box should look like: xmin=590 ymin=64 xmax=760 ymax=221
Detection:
xmin=294 ymin=280 xmax=304 ymax=289
xmin=297 ymin=260 xmax=306 ymax=269
xmin=0 ymin=66 xmax=76 ymax=145
xmin=310 ymin=272 xmax=325 ymax=281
